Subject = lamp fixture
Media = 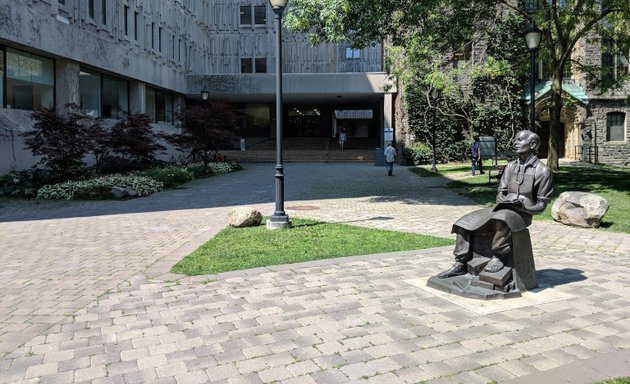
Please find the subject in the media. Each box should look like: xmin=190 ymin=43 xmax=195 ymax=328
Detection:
xmin=524 ymin=23 xmax=542 ymax=51
xmin=200 ymin=87 xmax=209 ymax=101
xmin=268 ymin=0 xmax=288 ymax=10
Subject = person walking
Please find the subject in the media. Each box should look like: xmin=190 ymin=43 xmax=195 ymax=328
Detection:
xmin=471 ymin=137 xmax=484 ymax=175
xmin=384 ymin=142 xmax=396 ymax=176
xmin=338 ymin=129 xmax=347 ymax=150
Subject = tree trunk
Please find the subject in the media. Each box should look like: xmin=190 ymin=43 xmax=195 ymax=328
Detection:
xmin=546 ymin=73 xmax=563 ymax=172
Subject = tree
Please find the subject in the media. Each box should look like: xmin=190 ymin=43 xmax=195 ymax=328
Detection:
xmin=107 ymin=113 xmax=166 ymax=170
xmin=22 ymin=104 xmax=89 ymax=179
xmin=285 ymin=0 xmax=630 ymax=170
xmin=165 ymin=102 xmax=238 ymax=166
xmin=505 ymin=0 xmax=630 ymax=170
xmin=82 ymin=117 xmax=110 ymax=175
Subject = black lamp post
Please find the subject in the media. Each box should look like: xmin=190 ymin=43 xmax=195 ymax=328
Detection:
xmin=524 ymin=22 xmax=542 ymax=133
xmin=200 ymin=87 xmax=210 ymax=166
xmin=267 ymin=0 xmax=291 ymax=229
xmin=430 ymin=88 xmax=439 ymax=172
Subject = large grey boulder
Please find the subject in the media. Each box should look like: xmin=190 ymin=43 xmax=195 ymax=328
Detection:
xmin=551 ymin=191 xmax=609 ymax=228
xmin=228 ymin=207 xmax=263 ymax=228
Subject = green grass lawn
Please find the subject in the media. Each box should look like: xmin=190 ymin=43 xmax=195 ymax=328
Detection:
xmin=593 ymin=379 xmax=630 ymax=384
xmin=171 ymin=218 xmax=454 ymax=275
xmin=421 ymin=162 xmax=630 ymax=234
xmin=408 ymin=163 xmax=474 ymax=178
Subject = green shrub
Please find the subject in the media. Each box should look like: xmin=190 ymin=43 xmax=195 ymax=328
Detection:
xmin=403 ymin=143 xmax=434 ymax=165
xmin=140 ymin=166 xmax=194 ymax=188
xmin=0 ymin=168 xmax=59 ymax=198
xmin=207 ymin=162 xmax=234 ymax=175
xmin=37 ymin=175 xmax=163 ymax=200
xmin=187 ymin=162 xmax=242 ymax=179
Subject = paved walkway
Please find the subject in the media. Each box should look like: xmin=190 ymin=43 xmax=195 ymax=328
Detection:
xmin=0 ymin=163 xmax=629 ymax=383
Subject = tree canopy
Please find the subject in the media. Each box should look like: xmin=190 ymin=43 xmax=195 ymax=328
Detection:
xmin=285 ymin=0 xmax=630 ymax=170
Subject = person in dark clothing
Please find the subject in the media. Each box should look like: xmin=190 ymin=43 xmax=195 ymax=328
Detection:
xmin=472 ymin=137 xmax=484 ymax=175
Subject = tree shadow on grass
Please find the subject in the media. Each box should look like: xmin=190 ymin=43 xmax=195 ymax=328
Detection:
xmin=554 ymin=167 xmax=630 ymax=196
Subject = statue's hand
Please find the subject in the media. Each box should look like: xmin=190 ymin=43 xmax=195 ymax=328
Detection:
xmin=521 ymin=198 xmax=547 ymax=214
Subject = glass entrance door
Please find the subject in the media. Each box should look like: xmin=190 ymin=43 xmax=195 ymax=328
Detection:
xmin=286 ymin=107 xmax=323 ymax=137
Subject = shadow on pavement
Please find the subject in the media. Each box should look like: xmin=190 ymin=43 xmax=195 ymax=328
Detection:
xmin=536 ymin=268 xmax=587 ymax=290
xmin=0 ymin=163 xmax=478 ymax=222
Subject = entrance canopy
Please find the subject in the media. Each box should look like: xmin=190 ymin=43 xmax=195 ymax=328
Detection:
xmin=523 ymin=80 xmax=589 ymax=105
xmin=335 ymin=109 xmax=373 ymax=119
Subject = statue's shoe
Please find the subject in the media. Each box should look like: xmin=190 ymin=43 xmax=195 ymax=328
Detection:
xmin=437 ymin=262 xmax=467 ymax=278
xmin=483 ymin=256 xmax=504 ymax=273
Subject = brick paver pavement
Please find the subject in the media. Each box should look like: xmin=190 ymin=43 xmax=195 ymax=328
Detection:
xmin=1 ymin=162 xmax=629 ymax=383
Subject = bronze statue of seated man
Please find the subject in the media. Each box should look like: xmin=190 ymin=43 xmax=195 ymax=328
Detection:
xmin=437 ymin=130 xmax=553 ymax=286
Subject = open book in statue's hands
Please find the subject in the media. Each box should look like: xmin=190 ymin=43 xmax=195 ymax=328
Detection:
xmin=493 ymin=198 xmax=523 ymax=212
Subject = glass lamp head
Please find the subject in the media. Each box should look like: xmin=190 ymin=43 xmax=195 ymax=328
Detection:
xmin=524 ymin=23 xmax=542 ymax=51
xmin=269 ymin=0 xmax=289 ymax=10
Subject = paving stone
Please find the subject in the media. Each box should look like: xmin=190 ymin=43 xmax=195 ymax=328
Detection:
xmin=1 ymin=163 xmax=629 ymax=384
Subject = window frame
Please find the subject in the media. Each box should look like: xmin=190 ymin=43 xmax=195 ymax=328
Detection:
xmin=345 ymin=48 xmax=361 ymax=60
xmin=602 ymin=38 xmax=629 ymax=82
xmin=240 ymin=5 xmax=266 ymax=27
xmin=606 ymin=112 xmax=626 ymax=142
xmin=241 ymin=57 xmax=267 ymax=73
xmin=5 ymin=47 xmax=55 ymax=111
xmin=145 ymin=86 xmax=174 ymax=124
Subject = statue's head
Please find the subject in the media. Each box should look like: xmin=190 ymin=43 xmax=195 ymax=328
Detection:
xmin=514 ymin=130 xmax=540 ymax=156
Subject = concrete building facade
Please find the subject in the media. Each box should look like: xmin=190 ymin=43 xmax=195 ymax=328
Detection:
xmin=0 ymin=0 xmax=395 ymax=173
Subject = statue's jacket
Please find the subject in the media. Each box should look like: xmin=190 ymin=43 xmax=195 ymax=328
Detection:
xmin=453 ymin=155 xmax=554 ymax=235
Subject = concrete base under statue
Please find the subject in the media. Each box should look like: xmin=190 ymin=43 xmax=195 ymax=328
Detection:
xmin=427 ymin=274 xmax=522 ymax=299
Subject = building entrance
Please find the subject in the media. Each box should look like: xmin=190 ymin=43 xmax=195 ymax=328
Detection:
xmin=538 ymin=121 xmax=565 ymax=158
xmin=286 ymin=107 xmax=324 ymax=137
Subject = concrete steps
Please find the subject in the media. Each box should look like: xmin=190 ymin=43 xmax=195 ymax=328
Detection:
xmin=222 ymin=137 xmax=378 ymax=163
xmin=221 ymin=149 xmax=375 ymax=163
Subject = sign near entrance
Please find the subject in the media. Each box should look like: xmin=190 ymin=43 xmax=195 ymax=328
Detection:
xmin=335 ymin=110 xmax=373 ymax=119
xmin=384 ymin=128 xmax=394 ymax=142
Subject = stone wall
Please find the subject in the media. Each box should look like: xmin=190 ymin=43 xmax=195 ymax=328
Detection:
xmin=584 ymin=100 xmax=630 ymax=167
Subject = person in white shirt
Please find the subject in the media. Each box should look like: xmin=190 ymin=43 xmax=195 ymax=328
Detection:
xmin=384 ymin=142 xmax=396 ymax=176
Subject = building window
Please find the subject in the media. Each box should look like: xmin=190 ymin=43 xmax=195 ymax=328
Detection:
xmin=151 ymin=22 xmax=155 ymax=49
xmin=255 ymin=58 xmax=267 ymax=73
xmin=134 ymin=12 xmax=139 ymax=40
xmin=101 ymin=0 xmax=107 ymax=25
xmin=453 ymin=41 xmax=472 ymax=68
xmin=241 ymin=58 xmax=266 ymax=73
xmin=102 ymin=75 xmax=129 ymax=118
xmin=240 ymin=5 xmax=266 ymax=26
xmin=146 ymin=87 xmax=174 ymax=124
xmin=254 ymin=6 xmax=266 ymax=24
xmin=5 ymin=48 xmax=54 ymax=110
xmin=124 ymin=5 xmax=129 ymax=36
xmin=240 ymin=6 xmax=252 ymax=25
xmin=79 ymin=69 xmax=101 ymax=117
xmin=345 ymin=48 xmax=360 ymax=60
xmin=159 ymin=27 xmax=163 ymax=52
xmin=241 ymin=58 xmax=253 ymax=73
xmin=0 ymin=49 xmax=4 ymax=107
xmin=88 ymin=0 xmax=95 ymax=19
xmin=171 ymin=35 xmax=175 ymax=60
xmin=602 ymin=38 xmax=629 ymax=82
xmin=79 ymin=70 xmax=129 ymax=118
xmin=523 ymin=0 xmax=557 ymax=11
xmin=607 ymin=112 xmax=626 ymax=142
